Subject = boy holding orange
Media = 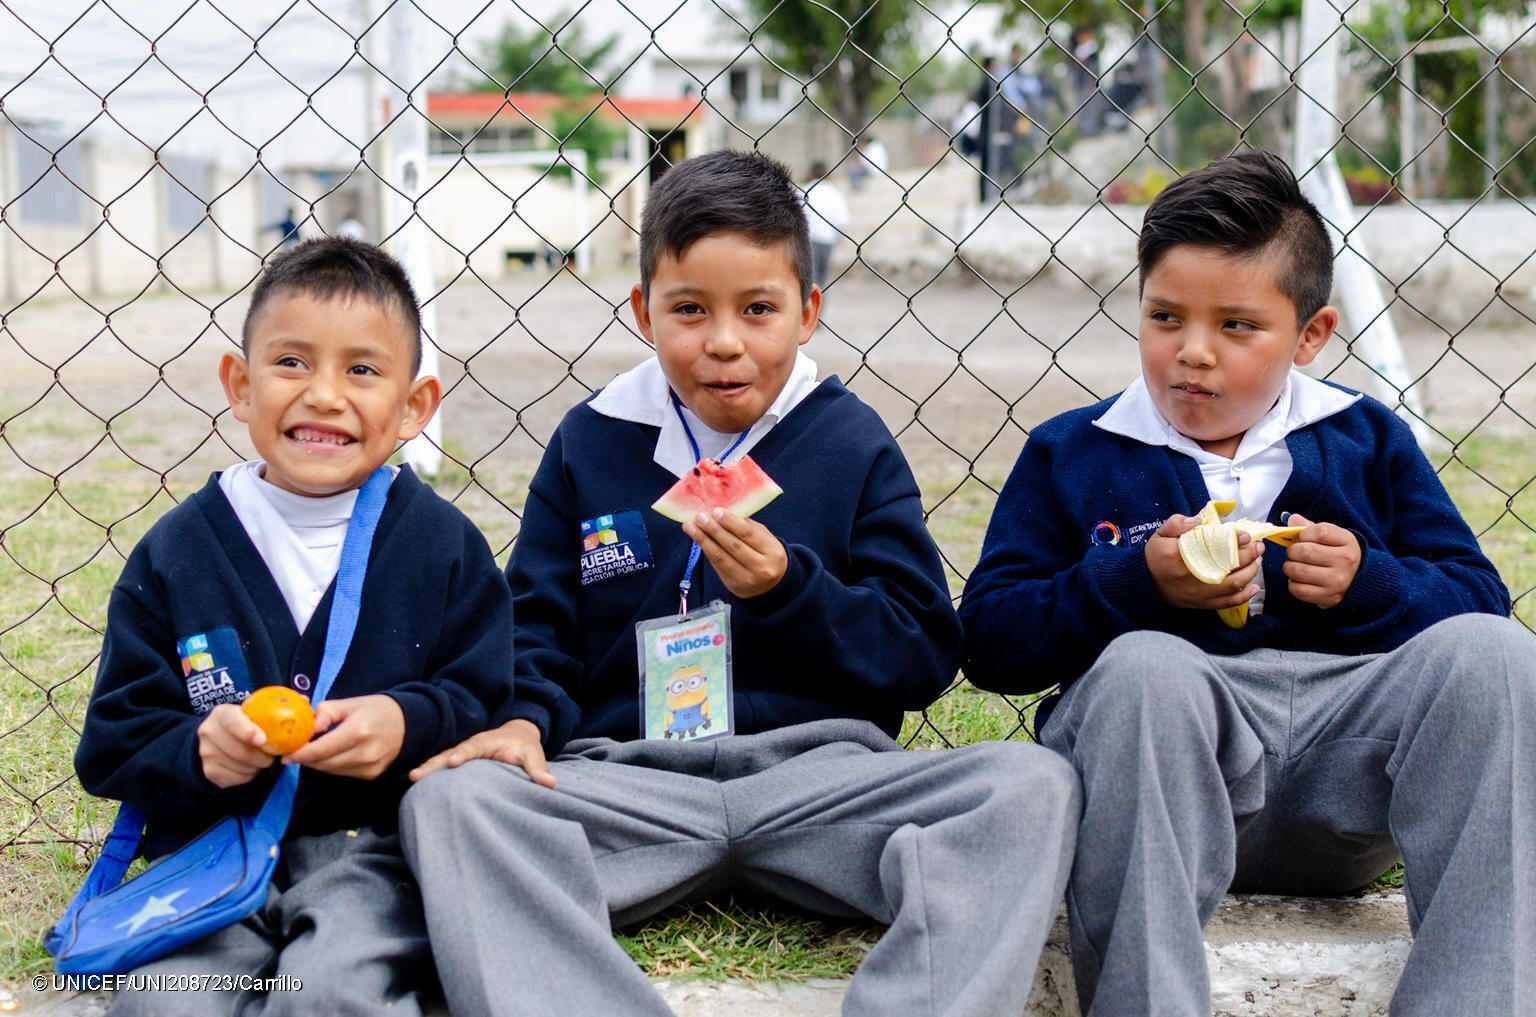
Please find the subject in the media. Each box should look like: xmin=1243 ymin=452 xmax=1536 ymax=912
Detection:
xmin=73 ymin=238 xmax=575 ymax=1015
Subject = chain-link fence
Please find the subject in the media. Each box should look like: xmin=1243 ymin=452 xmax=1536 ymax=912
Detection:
xmin=3 ymin=0 xmax=1534 ymax=959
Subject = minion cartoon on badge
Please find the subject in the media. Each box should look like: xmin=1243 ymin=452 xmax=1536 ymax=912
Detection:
xmin=664 ymin=665 xmax=711 ymax=739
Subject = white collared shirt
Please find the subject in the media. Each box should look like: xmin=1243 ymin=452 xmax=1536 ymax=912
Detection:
xmin=220 ymin=461 xmax=399 ymax=632
xmin=1093 ymin=371 xmax=1360 ymax=614
xmin=589 ymin=352 xmax=821 ymax=478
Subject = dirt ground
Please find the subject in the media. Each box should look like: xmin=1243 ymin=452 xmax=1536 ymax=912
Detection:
xmin=4 ymin=262 xmax=1531 ymax=590
xmin=6 ymin=263 xmax=1530 ymax=480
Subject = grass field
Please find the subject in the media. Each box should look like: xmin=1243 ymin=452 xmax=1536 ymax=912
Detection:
xmin=2 ymin=277 xmax=1533 ymax=984
xmin=3 ymin=435 xmax=1530 ymax=983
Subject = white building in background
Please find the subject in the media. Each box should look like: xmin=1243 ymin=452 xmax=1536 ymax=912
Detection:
xmin=0 ymin=0 xmax=1010 ymax=299
xmin=419 ymin=91 xmax=713 ymax=280
xmin=617 ymin=44 xmax=795 ymax=125
xmin=0 ymin=2 xmax=716 ymax=298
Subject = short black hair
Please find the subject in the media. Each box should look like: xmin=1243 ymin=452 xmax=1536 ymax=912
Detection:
xmin=1138 ymin=150 xmax=1334 ymax=327
xmin=639 ymin=150 xmax=813 ymax=304
xmin=242 ymin=237 xmax=423 ymax=375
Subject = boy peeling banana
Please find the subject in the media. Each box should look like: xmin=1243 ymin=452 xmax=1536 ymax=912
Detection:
xmin=1176 ymin=500 xmax=1305 ymax=627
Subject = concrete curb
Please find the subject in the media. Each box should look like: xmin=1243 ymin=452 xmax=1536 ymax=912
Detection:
xmin=3 ymin=893 xmax=1410 ymax=1017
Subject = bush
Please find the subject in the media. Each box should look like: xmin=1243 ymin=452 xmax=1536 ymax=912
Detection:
xmin=1342 ymin=164 xmax=1401 ymax=206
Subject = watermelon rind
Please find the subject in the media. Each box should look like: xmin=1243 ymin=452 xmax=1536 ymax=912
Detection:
xmin=652 ymin=456 xmax=784 ymax=522
xmin=727 ymin=480 xmax=783 ymax=519
xmin=653 ymin=490 xmax=703 ymax=523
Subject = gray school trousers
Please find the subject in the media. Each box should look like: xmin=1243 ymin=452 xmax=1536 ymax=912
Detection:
xmin=1039 ymin=613 xmax=1536 ymax=1017
xmin=106 ymin=827 xmax=434 ymax=1017
xmin=399 ymin=717 xmax=1080 ymax=1017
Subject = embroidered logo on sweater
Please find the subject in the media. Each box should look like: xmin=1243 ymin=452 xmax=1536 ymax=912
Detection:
xmin=1090 ymin=521 xmax=1122 ymax=546
xmin=1090 ymin=518 xmax=1165 ymax=548
xmin=579 ymin=510 xmax=654 ymax=586
xmin=176 ymin=627 xmax=254 ymax=714
xmin=1125 ymin=518 xmax=1164 ymax=547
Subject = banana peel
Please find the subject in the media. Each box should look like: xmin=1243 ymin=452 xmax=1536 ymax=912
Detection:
xmin=1176 ymin=500 xmax=1305 ymax=628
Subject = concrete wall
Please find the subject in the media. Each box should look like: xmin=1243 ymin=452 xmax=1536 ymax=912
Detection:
xmin=0 ymin=125 xmax=266 ymax=303
xmin=418 ymin=158 xmax=623 ymax=280
xmin=853 ymin=161 xmax=1536 ymax=328
xmin=16 ymin=115 xmax=1536 ymax=318
xmin=1 ymin=119 xmax=701 ymax=299
xmin=715 ymin=111 xmax=948 ymax=182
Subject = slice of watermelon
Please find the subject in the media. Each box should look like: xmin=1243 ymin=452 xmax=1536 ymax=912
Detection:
xmin=652 ymin=455 xmax=784 ymax=522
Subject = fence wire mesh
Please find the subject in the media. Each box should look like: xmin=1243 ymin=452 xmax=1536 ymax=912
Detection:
xmin=2 ymin=0 xmax=1534 ymax=953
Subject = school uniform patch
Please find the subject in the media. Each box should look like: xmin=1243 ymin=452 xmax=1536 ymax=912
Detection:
xmin=580 ymin=510 xmax=654 ymax=586
xmin=1124 ymin=518 xmax=1165 ymax=547
xmin=176 ymin=627 xmax=254 ymax=714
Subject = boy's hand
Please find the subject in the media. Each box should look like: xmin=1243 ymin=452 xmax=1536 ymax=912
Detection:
xmin=283 ymin=694 xmax=404 ymax=780
xmin=1145 ymin=514 xmax=1264 ymax=610
xmin=197 ymin=704 xmax=276 ymax=788
xmin=408 ymin=718 xmax=556 ymax=788
xmin=1282 ymin=514 xmax=1361 ymax=609
xmin=682 ymin=508 xmax=788 ymax=599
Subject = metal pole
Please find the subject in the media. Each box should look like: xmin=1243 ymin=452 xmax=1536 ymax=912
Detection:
xmin=570 ymin=148 xmax=592 ymax=276
xmin=1295 ymin=0 xmax=1430 ymax=444
xmin=1484 ymin=50 xmax=1499 ymax=193
xmin=983 ymin=85 xmax=1001 ymax=204
xmin=0 ymin=121 xmax=18 ymax=304
xmin=387 ymin=2 xmax=443 ymax=476
xmin=1387 ymin=0 xmax=1415 ymax=198
xmin=359 ymin=0 xmax=382 ymax=240
xmin=1142 ymin=0 xmax=1171 ymax=160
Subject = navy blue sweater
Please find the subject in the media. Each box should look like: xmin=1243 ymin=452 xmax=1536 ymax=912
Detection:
xmin=75 ymin=467 xmax=577 ymax=859
xmin=508 ymin=377 xmax=962 ymax=741
xmin=960 ymin=389 xmax=1511 ymax=700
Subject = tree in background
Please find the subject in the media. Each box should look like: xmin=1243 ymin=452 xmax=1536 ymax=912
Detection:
xmin=474 ymin=12 xmax=626 ymax=186
xmin=1350 ymin=0 xmax=1530 ymax=197
xmin=479 ymin=11 xmax=618 ymax=94
xmin=740 ymin=0 xmax=917 ymax=133
xmin=984 ymin=0 xmax=1531 ymax=194
xmin=987 ymin=0 xmax=1303 ymax=165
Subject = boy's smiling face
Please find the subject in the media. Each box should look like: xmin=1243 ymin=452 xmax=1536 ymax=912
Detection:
xmin=220 ymin=291 xmax=440 ymax=496
xmin=1139 ymin=244 xmax=1336 ymax=459
xmin=631 ymin=231 xmax=821 ymax=435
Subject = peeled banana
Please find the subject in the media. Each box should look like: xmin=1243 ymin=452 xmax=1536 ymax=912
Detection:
xmin=1176 ymin=500 xmax=1305 ymax=628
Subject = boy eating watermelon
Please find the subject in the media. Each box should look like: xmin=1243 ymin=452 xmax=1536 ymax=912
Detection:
xmin=398 ymin=150 xmax=1080 ymax=1017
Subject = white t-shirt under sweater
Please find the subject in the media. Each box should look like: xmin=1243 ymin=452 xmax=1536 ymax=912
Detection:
xmin=219 ymin=461 xmax=398 ymax=632
xmin=1093 ymin=371 xmax=1359 ymax=615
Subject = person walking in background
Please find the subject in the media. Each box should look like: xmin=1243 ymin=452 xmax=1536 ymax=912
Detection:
xmin=1070 ymin=27 xmax=1105 ymax=136
xmin=953 ymin=96 xmax=982 ymax=160
xmin=846 ymin=135 xmax=888 ymax=191
xmin=266 ymin=207 xmax=301 ymax=250
xmin=1000 ymin=42 xmax=1053 ymax=183
xmin=801 ymin=160 xmax=850 ymax=297
xmin=335 ymin=211 xmax=367 ymax=242
xmin=973 ymin=56 xmax=1018 ymax=203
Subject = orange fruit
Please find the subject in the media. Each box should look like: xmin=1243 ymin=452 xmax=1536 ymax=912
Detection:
xmin=241 ymin=686 xmax=315 ymax=755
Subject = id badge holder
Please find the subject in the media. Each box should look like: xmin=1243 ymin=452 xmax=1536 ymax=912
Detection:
xmin=636 ymin=600 xmax=734 ymax=742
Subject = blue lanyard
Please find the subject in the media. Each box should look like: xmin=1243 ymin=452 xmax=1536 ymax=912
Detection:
xmin=671 ymin=391 xmax=749 ymax=616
